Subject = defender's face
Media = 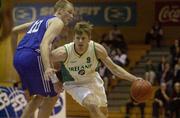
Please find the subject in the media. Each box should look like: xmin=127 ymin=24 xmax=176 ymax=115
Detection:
xmin=58 ymin=4 xmax=74 ymax=25
xmin=74 ymin=32 xmax=90 ymax=51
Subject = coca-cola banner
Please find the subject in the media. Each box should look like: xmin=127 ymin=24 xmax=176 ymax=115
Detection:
xmin=155 ymin=1 xmax=180 ymax=26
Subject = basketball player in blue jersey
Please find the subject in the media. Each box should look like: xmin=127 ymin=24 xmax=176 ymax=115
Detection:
xmin=11 ymin=0 xmax=74 ymax=118
xmin=49 ymin=21 xmax=142 ymax=118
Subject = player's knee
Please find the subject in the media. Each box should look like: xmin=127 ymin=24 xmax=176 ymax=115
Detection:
xmin=85 ymin=103 xmax=99 ymax=113
xmin=32 ymin=95 xmax=44 ymax=104
xmin=42 ymin=95 xmax=58 ymax=106
xmin=82 ymin=94 xmax=101 ymax=111
xmin=24 ymin=90 xmax=31 ymax=101
xmin=83 ymin=94 xmax=98 ymax=104
xmin=101 ymin=107 xmax=108 ymax=117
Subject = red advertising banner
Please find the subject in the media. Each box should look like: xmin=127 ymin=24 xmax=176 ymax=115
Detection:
xmin=155 ymin=1 xmax=180 ymax=26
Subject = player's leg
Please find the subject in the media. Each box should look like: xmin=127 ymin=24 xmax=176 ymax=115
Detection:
xmin=14 ymin=50 xmax=57 ymax=118
xmin=13 ymin=50 xmax=43 ymax=118
xmin=82 ymin=94 xmax=106 ymax=118
xmin=86 ymin=77 xmax=108 ymax=118
xmin=21 ymin=95 xmax=44 ymax=118
xmin=23 ymin=90 xmax=35 ymax=118
xmin=100 ymin=107 xmax=108 ymax=118
xmin=37 ymin=95 xmax=58 ymax=118
xmin=34 ymin=54 xmax=58 ymax=118
xmin=64 ymin=85 xmax=106 ymax=118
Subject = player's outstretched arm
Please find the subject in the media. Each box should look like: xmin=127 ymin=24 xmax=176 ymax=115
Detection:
xmin=95 ymin=43 xmax=139 ymax=82
xmin=40 ymin=18 xmax=64 ymax=70
xmin=40 ymin=18 xmax=64 ymax=80
xmin=12 ymin=22 xmax=33 ymax=33
xmin=11 ymin=22 xmax=33 ymax=54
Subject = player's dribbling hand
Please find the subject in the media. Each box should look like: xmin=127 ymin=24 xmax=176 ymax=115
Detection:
xmin=53 ymin=82 xmax=64 ymax=94
xmin=133 ymin=77 xmax=143 ymax=82
xmin=44 ymin=68 xmax=57 ymax=80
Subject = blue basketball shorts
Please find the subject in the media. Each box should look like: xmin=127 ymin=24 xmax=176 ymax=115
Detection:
xmin=13 ymin=48 xmax=57 ymax=97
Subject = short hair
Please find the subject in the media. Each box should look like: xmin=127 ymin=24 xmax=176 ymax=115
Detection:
xmin=74 ymin=21 xmax=93 ymax=36
xmin=54 ymin=0 xmax=73 ymax=12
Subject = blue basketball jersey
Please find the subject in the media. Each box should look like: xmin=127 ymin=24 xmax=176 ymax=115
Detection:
xmin=14 ymin=15 xmax=58 ymax=97
xmin=17 ymin=15 xmax=56 ymax=50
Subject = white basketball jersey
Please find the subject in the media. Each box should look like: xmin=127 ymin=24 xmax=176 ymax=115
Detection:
xmin=63 ymin=41 xmax=99 ymax=81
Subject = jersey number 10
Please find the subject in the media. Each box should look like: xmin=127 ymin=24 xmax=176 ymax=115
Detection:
xmin=27 ymin=20 xmax=43 ymax=34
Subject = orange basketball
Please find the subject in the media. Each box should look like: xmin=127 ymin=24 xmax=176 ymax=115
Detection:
xmin=130 ymin=79 xmax=153 ymax=103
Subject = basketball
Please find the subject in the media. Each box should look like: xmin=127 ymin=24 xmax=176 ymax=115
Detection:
xmin=130 ymin=79 xmax=153 ymax=103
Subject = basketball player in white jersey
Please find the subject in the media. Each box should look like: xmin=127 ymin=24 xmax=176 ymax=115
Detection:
xmin=49 ymin=21 xmax=141 ymax=118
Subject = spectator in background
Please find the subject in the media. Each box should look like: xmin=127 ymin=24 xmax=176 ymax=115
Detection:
xmin=108 ymin=25 xmax=128 ymax=52
xmin=144 ymin=22 xmax=163 ymax=47
xmin=109 ymin=24 xmax=122 ymax=41
xmin=170 ymin=82 xmax=180 ymax=118
xmin=109 ymin=25 xmax=127 ymax=52
xmin=171 ymin=47 xmax=180 ymax=68
xmin=160 ymin=62 xmax=174 ymax=95
xmin=101 ymin=25 xmax=128 ymax=53
xmin=116 ymin=34 xmax=128 ymax=53
xmin=170 ymin=39 xmax=180 ymax=68
xmin=99 ymin=62 xmax=111 ymax=94
xmin=152 ymin=83 xmax=170 ymax=118
xmin=170 ymin=39 xmax=180 ymax=56
xmin=160 ymin=62 xmax=173 ymax=84
xmin=157 ymin=55 xmax=168 ymax=84
xmin=113 ymin=48 xmax=129 ymax=67
xmin=174 ymin=58 xmax=180 ymax=84
xmin=100 ymin=33 xmax=109 ymax=44
xmin=125 ymin=97 xmax=145 ymax=118
xmin=145 ymin=59 xmax=156 ymax=85
xmin=110 ymin=48 xmax=117 ymax=60
xmin=158 ymin=56 xmax=167 ymax=74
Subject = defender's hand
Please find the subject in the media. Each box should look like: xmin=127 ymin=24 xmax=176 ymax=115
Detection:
xmin=44 ymin=68 xmax=57 ymax=80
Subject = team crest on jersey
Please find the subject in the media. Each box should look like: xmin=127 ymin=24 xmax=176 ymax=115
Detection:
xmin=78 ymin=69 xmax=85 ymax=75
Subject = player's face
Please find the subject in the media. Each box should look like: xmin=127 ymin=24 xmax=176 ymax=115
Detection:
xmin=58 ymin=4 xmax=74 ymax=25
xmin=74 ymin=32 xmax=90 ymax=53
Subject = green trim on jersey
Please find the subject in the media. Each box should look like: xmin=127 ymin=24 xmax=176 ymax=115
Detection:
xmin=63 ymin=46 xmax=68 ymax=63
xmin=95 ymin=61 xmax=100 ymax=72
xmin=61 ymin=63 xmax=74 ymax=82
xmin=93 ymin=42 xmax=100 ymax=72
xmin=93 ymin=42 xmax=98 ymax=60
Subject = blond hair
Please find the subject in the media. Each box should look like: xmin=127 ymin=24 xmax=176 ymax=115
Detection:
xmin=74 ymin=21 xmax=93 ymax=36
xmin=54 ymin=0 xmax=73 ymax=12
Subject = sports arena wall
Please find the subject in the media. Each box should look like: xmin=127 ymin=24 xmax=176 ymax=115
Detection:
xmin=15 ymin=0 xmax=180 ymax=42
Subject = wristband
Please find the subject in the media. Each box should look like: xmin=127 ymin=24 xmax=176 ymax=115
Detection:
xmin=51 ymin=74 xmax=59 ymax=83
